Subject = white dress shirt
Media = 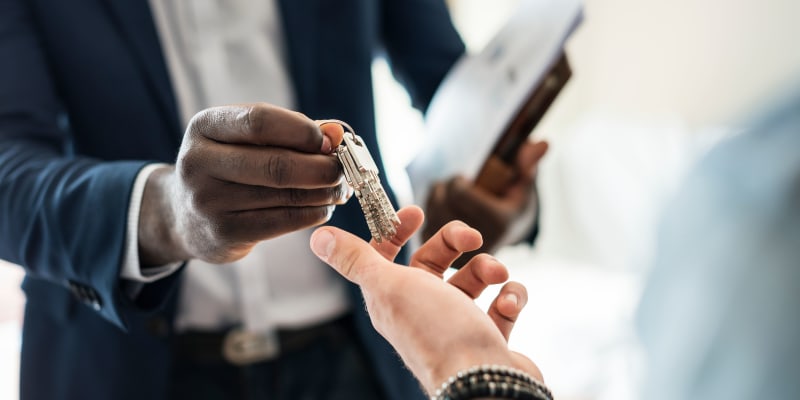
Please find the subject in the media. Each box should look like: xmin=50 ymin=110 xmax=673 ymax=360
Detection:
xmin=122 ymin=0 xmax=349 ymax=334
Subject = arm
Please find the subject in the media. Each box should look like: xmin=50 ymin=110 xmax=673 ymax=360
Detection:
xmin=380 ymin=1 xmax=547 ymax=261
xmin=637 ymin=111 xmax=800 ymax=400
xmin=422 ymin=141 xmax=548 ymax=265
xmin=380 ymin=0 xmax=466 ymax=112
xmin=0 ymin=0 xmax=349 ymax=329
xmin=0 ymin=0 xmax=152 ymax=327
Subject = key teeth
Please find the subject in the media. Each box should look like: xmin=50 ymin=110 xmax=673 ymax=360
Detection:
xmin=334 ymin=128 xmax=400 ymax=243
xmin=357 ymin=192 xmax=399 ymax=243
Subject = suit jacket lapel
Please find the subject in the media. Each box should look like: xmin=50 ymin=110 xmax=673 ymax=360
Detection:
xmin=101 ymin=0 xmax=181 ymax=136
xmin=100 ymin=0 xmax=320 ymax=133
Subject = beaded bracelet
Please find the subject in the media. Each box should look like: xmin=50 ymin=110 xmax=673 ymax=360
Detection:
xmin=431 ymin=364 xmax=553 ymax=400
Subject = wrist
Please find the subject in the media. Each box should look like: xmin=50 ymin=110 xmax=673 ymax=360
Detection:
xmin=431 ymin=364 xmax=552 ymax=400
xmin=138 ymin=165 xmax=191 ymax=266
xmin=424 ymin=350 xmax=514 ymax=395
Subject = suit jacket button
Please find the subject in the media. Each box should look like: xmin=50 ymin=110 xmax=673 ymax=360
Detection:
xmin=67 ymin=280 xmax=84 ymax=300
xmin=67 ymin=280 xmax=102 ymax=310
xmin=85 ymin=289 xmax=102 ymax=310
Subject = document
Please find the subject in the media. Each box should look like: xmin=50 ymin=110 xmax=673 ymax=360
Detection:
xmin=407 ymin=0 xmax=583 ymax=203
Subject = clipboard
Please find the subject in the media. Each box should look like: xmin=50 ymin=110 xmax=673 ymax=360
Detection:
xmin=475 ymin=53 xmax=571 ymax=195
xmin=407 ymin=0 xmax=583 ymax=203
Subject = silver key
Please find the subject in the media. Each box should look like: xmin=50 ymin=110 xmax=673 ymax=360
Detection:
xmin=331 ymin=123 xmax=400 ymax=243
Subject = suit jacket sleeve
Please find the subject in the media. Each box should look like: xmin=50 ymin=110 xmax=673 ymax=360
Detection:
xmin=0 ymin=0 xmax=176 ymax=330
xmin=379 ymin=0 xmax=466 ymax=112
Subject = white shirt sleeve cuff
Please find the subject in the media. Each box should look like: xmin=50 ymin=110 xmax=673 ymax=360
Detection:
xmin=498 ymin=190 xmax=539 ymax=248
xmin=121 ymin=163 xmax=183 ymax=283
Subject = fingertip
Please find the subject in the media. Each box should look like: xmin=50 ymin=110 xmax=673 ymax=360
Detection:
xmin=397 ymin=205 xmax=424 ymax=225
xmin=310 ymin=228 xmax=336 ymax=261
xmin=517 ymin=140 xmax=549 ymax=172
xmin=505 ymin=292 xmax=519 ymax=307
xmin=321 ymin=136 xmax=332 ymax=154
xmin=318 ymin=121 xmax=346 ymax=151
xmin=486 ymin=256 xmax=510 ymax=283
xmin=496 ymin=294 xmax=522 ymax=320
xmin=503 ymin=281 xmax=528 ymax=308
xmin=454 ymin=224 xmax=483 ymax=251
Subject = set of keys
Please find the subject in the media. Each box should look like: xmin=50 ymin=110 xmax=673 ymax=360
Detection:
xmin=329 ymin=121 xmax=400 ymax=243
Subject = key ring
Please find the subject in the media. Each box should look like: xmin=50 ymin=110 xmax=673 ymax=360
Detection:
xmin=317 ymin=119 xmax=355 ymax=135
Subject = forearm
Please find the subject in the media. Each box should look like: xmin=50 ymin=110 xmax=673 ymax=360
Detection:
xmin=0 ymin=140 xmax=155 ymax=328
xmin=429 ymin=364 xmax=552 ymax=400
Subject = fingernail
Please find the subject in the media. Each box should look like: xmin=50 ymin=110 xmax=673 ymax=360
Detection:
xmin=505 ymin=293 xmax=519 ymax=306
xmin=321 ymin=135 xmax=332 ymax=154
xmin=311 ymin=230 xmax=335 ymax=260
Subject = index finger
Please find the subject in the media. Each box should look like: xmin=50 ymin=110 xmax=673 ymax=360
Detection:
xmin=189 ymin=103 xmax=326 ymax=153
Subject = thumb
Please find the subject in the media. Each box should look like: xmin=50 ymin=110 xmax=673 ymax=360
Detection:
xmin=516 ymin=140 xmax=549 ymax=177
xmin=310 ymin=227 xmax=387 ymax=287
xmin=317 ymin=121 xmax=346 ymax=153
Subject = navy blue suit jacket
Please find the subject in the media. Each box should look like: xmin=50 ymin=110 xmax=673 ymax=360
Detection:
xmin=0 ymin=0 xmax=464 ymax=398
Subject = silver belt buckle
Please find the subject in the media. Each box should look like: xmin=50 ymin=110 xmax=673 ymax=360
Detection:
xmin=222 ymin=328 xmax=280 ymax=366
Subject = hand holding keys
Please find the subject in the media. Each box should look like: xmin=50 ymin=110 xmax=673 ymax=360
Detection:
xmin=323 ymin=120 xmax=400 ymax=243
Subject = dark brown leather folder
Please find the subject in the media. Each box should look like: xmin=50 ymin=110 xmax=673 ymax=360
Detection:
xmin=474 ymin=53 xmax=571 ymax=195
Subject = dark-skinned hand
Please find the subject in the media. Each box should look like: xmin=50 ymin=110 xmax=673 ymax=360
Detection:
xmin=423 ymin=140 xmax=548 ymax=267
xmin=137 ymin=103 xmax=351 ymax=266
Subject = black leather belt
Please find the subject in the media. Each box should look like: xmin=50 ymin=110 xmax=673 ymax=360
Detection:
xmin=173 ymin=314 xmax=354 ymax=366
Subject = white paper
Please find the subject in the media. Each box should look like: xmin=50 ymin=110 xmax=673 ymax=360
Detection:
xmin=407 ymin=0 xmax=583 ymax=204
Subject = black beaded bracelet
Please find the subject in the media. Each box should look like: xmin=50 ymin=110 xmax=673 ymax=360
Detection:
xmin=431 ymin=364 xmax=553 ymax=400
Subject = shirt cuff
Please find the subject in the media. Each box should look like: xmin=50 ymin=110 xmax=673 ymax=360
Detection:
xmin=121 ymin=163 xmax=183 ymax=283
xmin=498 ymin=188 xmax=539 ymax=247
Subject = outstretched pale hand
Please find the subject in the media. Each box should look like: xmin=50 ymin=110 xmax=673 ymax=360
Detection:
xmin=309 ymin=206 xmax=541 ymax=394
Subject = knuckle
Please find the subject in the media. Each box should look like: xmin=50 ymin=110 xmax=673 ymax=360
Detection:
xmin=337 ymin=247 xmax=363 ymax=280
xmin=188 ymin=190 xmax=209 ymax=212
xmin=214 ymin=218 xmax=242 ymax=244
xmin=439 ymin=229 xmax=462 ymax=254
xmin=281 ymin=206 xmax=331 ymax=228
xmin=243 ymin=104 xmax=268 ymax=135
xmin=286 ymin=188 xmax=308 ymax=205
xmin=305 ymin=206 xmax=333 ymax=224
xmin=298 ymin=118 xmax=321 ymax=150
xmin=220 ymin=150 xmax=247 ymax=173
xmin=190 ymin=185 xmax=224 ymax=214
xmin=177 ymin=151 xmax=202 ymax=182
xmin=331 ymin=184 xmax=349 ymax=204
xmin=321 ymin=159 xmax=344 ymax=184
xmin=264 ymin=154 xmax=293 ymax=187
xmin=187 ymin=108 xmax=212 ymax=136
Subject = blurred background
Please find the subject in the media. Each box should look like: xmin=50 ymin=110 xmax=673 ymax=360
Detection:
xmin=2 ymin=0 xmax=799 ymax=398
xmin=378 ymin=0 xmax=798 ymax=399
